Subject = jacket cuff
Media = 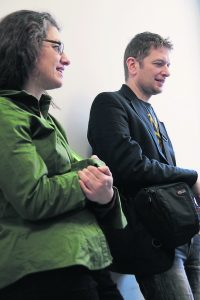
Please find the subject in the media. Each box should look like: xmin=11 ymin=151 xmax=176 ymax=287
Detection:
xmin=86 ymin=187 xmax=116 ymax=218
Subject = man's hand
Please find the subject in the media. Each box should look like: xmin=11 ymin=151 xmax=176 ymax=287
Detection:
xmin=192 ymin=176 xmax=200 ymax=198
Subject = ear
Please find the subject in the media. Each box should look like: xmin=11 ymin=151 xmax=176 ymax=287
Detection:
xmin=126 ymin=57 xmax=138 ymax=76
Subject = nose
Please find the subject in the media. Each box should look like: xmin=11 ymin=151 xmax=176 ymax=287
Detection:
xmin=162 ymin=65 xmax=170 ymax=77
xmin=61 ymin=52 xmax=70 ymax=66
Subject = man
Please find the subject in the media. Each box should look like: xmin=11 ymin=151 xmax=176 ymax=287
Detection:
xmin=88 ymin=32 xmax=200 ymax=299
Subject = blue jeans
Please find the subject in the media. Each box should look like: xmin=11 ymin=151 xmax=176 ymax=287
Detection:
xmin=136 ymin=234 xmax=200 ymax=300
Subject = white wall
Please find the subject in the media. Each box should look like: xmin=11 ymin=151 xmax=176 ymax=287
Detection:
xmin=1 ymin=1 xmax=200 ymax=299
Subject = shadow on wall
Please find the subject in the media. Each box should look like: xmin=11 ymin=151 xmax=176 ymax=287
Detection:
xmin=197 ymin=0 xmax=200 ymax=11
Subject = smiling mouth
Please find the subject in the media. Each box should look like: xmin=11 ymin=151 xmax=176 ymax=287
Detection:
xmin=56 ymin=67 xmax=64 ymax=74
xmin=155 ymin=79 xmax=165 ymax=86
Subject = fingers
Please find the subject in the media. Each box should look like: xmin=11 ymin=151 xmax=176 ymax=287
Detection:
xmin=98 ymin=166 xmax=112 ymax=176
xmin=78 ymin=167 xmax=106 ymax=191
xmin=79 ymin=166 xmax=110 ymax=182
xmin=79 ymin=179 xmax=90 ymax=194
xmin=91 ymin=155 xmax=99 ymax=160
xmin=192 ymin=178 xmax=200 ymax=197
xmin=78 ymin=165 xmax=114 ymax=204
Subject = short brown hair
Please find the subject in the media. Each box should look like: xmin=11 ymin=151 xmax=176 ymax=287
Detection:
xmin=124 ymin=31 xmax=173 ymax=81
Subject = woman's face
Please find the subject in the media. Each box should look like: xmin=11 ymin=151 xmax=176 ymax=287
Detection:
xmin=26 ymin=26 xmax=70 ymax=98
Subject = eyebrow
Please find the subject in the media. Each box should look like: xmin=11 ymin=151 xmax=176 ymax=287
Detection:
xmin=153 ymin=59 xmax=170 ymax=65
xmin=44 ymin=39 xmax=62 ymax=45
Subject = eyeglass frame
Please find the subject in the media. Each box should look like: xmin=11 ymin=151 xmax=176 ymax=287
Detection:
xmin=43 ymin=39 xmax=64 ymax=55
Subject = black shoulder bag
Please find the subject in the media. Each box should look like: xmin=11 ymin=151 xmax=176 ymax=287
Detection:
xmin=134 ymin=118 xmax=200 ymax=249
xmin=134 ymin=182 xmax=200 ymax=249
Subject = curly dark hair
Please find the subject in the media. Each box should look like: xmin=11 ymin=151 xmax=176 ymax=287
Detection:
xmin=0 ymin=10 xmax=60 ymax=90
xmin=124 ymin=31 xmax=173 ymax=81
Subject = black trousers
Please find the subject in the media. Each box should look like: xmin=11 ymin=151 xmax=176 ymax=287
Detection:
xmin=0 ymin=266 xmax=124 ymax=300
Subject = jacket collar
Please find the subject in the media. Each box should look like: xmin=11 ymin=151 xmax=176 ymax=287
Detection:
xmin=119 ymin=84 xmax=170 ymax=164
xmin=0 ymin=90 xmax=52 ymax=118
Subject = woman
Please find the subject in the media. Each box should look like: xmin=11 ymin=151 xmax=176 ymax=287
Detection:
xmin=0 ymin=10 xmax=125 ymax=300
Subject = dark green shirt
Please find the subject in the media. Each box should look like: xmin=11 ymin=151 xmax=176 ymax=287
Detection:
xmin=0 ymin=90 xmax=126 ymax=288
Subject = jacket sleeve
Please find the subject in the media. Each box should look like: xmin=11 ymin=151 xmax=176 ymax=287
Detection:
xmin=0 ymin=105 xmax=87 ymax=221
xmin=87 ymin=187 xmax=127 ymax=229
xmin=87 ymin=92 xmax=197 ymax=192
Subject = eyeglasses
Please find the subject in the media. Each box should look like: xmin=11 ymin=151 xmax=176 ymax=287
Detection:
xmin=43 ymin=39 xmax=64 ymax=55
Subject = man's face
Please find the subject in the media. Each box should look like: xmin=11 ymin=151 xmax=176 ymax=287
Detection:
xmin=135 ymin=46 xmax=170 ymax=100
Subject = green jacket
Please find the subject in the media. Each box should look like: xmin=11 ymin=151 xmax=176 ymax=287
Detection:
xmin=0 ymin=90 xmax=126 ymax=289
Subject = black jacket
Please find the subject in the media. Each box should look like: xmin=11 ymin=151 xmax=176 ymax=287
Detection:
xmin=88 ymin=84 xmax=197 ymax=276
